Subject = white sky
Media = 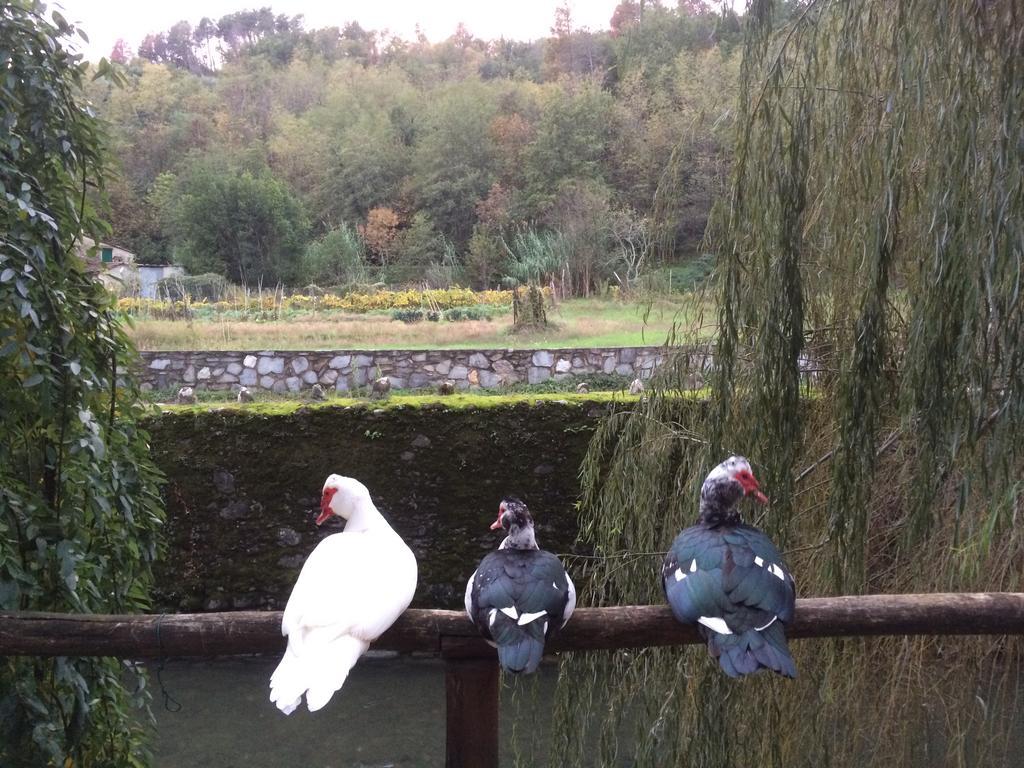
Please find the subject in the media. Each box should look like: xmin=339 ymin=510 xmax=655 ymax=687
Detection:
xmin=53 ymin=1 xmax=634 ymax=61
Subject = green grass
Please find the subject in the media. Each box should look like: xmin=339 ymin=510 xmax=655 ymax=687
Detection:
xmin=145 ymin=371 xmax=639 ymax=406
xmin=127 ymin=296 xmax=712 ymax=351
xmin=154 ymin=389 xmax=646 ymax=416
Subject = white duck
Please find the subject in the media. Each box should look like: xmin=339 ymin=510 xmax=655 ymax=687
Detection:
xmin=269 ymin=475 xmax=418 ymax=714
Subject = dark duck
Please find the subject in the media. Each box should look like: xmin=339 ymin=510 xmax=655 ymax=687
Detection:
xmin=662 ymin=456 xmax=797 ymax=678
xmin=465 ymin=497 xmax=576 ymax=674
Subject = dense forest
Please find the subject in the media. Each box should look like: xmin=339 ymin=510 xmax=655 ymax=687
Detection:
xmin=86 ymin=2 xmax=790 ymax=294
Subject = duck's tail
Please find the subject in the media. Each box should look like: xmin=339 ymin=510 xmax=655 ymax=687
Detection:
xmin=270 ymin=633 xmax=369 ymax=714
xmin=706 ymin=621 xmax=796 ymax=679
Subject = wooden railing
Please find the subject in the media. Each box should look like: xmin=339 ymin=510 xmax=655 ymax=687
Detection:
xmin=3 ymin=593 xmax=1023 ymax=768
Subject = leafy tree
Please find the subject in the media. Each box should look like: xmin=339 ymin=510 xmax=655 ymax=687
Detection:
xmin=390 ymin=211 xmax=445 ymax=283
xmin=299 ymin=224 xmax=370 ymax=286
xmin=522 ymin=81 xmax=614 ymax=217
xmin=324 ymin=110 xmax=410 ymax=224
xmin=360 ymin=206 xmax=401 ymax=266
xmin=1 ymin=3 xmax=163 ymax=764
xmin=170 ymin=162 xmax=309 ymax=285
xmin=408 ymin=81 xmax=498 ymax=245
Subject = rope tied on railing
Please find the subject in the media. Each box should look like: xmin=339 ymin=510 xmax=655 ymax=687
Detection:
xmin=153 ymin=613 xmax=182 ymax=712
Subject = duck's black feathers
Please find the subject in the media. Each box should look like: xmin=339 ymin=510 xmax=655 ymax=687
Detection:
xmin=663 ymin=523 xmax=797 ymax=678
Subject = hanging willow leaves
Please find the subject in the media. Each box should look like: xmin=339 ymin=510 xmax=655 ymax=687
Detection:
xmin=543 ymin=1 xmax=1023 ymax=766
xmin=0 ymin=3 xmax=164 ymax=766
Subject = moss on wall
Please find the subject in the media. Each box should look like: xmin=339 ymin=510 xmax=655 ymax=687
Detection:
xmin=145 ymin=397 xmax=623 ymax=612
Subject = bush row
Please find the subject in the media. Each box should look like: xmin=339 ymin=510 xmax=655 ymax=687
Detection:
xmin=118 ymin=287 xmax=521 ymax=317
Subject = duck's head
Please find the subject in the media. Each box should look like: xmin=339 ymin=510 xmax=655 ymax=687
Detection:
xmin=317 ymin=475 xmax=373 ymax=526
xmin=698 ymin=456 xmax=768 ymax=526
xmin=489 ymin=496 xmax=538 ymax=550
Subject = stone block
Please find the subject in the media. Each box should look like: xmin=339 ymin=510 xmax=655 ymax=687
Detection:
xmin=291 ymin=357 xmax=309 ymax=374
xmin=353 ymin=354 xmax=373 ymax=367
xmin=467 ymin=370 xmax=479 ymax=386
xmin=603 ymin=357 xmax=616 ymax=374
xmin=555 ymin=358 xmax=571 ymax=373
xmin=257 ymin=356 xmax=284 ymax=375
xmin=492 ymin=359 xmax=514 ymax=375
xmin=616 ymin=364 xmax=634 ymax=376
xmin=218 ymin=373 xmax=238 ymax=384
xmin=528 ymin=366 xmax=551 ymax=384
xmin=450 ymin=365 xmax=469 ymax=380
xmin=532 ymin=350 xmax=554 ymax=367
xmin=321 ymin=369 xmax=338 ymax=385
xmin=285 ymin=376 xmax=301 ymax=392
xmin=182 ymin=365 xmax=196 ymax=383
xmin=259 ymin=375 xmax=275 ymax=390
xmin=469 ymin=352 xmax=490 ymax=368
xmin=272 ymin=379 xmax=288 ymax=394
xmin=411 ymin=353 xmax=427 ymax=362
xmin=335 ymin=377 xmax=349 ymax=392
xmin=243 ymin=355 xmax=258 ymax=368
xmin=390 ymin=377 xmax=406 ymax=389
xmin=410 ymin=373 xmax=429 ymax=388
xmin=329 ymin=355 xmax=351 ymax=369
xmin=435 ymin=359 xmax=452 ymax=375
xmin=149 ymin=358 xmax=170 ymax=370
xmin=619 ymin=347 xmax=638 ymax=364
xmin=227 ymin=362 xmax=243 ymax=375
xmin=479 ymin=370 xmax=500 ymax=388
xmin=197 ymin=366 xmax=212 ymax=381
xmin=352 ymin=367 xmax=368 ymax=387
xmin=240 ymin=369 xmax=257 ymax=386
xmin=212 ymin=367 xmax=225 ymax=377
xmin=302 ymin=370 xmax=319 ymax=384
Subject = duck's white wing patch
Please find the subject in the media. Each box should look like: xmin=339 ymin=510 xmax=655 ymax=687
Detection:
xmin=689 ymin=559 xmax=698 ymax=573
xmin=754 ymin=615 xmax=778 ymax=632
xmin=768 ymin=563 xmax=786 ymax=581
xmin=517 ymin=610 xmax=547 ymax=626
xmin=499 ymin=606 xmax=519 ymax=621
xmin=488 ymin=608 xmax=498 ymax=627
xmin=464 ymin=569 xmax=477 ymax=620
xmin=674 ymin=567 xmax=686 ymax=582
xmin=562 ymin=573 xmax=577 ymax=627
xmin=697 ymin=616 xmax=733 ymax=635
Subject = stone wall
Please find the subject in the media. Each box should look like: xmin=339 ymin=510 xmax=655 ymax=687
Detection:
xmin=139 ymin=345 xmax=671 ymax=393
xmin=143 ymin=399 xmax=649 ymax=611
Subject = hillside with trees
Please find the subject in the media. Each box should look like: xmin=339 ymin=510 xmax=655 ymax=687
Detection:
xmin=88 ymin=2 xmax=762 ymax=294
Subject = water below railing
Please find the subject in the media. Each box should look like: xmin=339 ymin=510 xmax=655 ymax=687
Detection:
xmin=151 ymin=653 xmax=1023 ymax=767
xmin=152 ymin=655 xmax=557 ymax=767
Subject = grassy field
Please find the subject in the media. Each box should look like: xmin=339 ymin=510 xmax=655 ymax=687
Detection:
xmin=127 ymin=296 xmax=712 ymax=351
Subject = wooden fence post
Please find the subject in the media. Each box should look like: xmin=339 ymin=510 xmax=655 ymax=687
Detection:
xmin=444 ymin=655 xmax=499 ymax=768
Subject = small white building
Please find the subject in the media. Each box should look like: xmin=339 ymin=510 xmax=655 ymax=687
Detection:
xmin=78 ymin=237 xmax=182 ymax=297
xmin=138 ymin=264 xmax=184 ymax=298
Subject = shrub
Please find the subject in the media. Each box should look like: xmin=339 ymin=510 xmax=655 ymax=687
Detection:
xmin=391 ymin=308 xmax=425 ymax=323
xmin=116 ymin=287 xmax=519 ymax=317
xmin=157 ymin=273 xmax=228 ymax=301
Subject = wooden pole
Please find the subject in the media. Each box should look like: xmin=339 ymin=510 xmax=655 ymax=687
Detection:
xmin=1 ymin=593 xmax=1023 ymax=658
xmin=444 ymin=651 xmax=500 ymax=768
xmin=2 ymin=593 xmax=1022 ymax=768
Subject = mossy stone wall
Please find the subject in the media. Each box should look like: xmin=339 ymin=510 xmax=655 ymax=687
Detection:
xmin=145 ymin=400 xmax=612 ymax=612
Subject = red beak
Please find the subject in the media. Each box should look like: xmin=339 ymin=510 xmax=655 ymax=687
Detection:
xmin=737 ymin=471 xmax=769 ymax=505
xmin=489 ymin=515 xmax=503 ymax=530
xmin=316 ymin=487 xmax=337 ymax=525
